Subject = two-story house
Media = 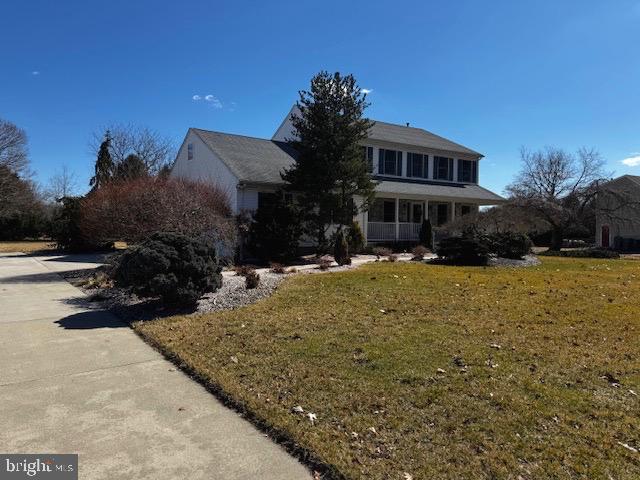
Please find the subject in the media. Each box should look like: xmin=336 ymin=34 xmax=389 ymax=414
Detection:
xmin=171 ymin=106 xmax=504 ymax=244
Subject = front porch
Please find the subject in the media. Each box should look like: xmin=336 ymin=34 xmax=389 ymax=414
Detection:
xmin=365 ymin=197 xmax=476 ymax=243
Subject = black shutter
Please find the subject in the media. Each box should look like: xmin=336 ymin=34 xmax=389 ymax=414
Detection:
xmin=449 ymin=158 xmax=454 ymax=181
xmin=397 ymin=151 xmax=403 ymax=176
xmin=472 ymin=161 xmax=477 ymax=183
xmin=378 ymin=149 xmax=384 ymax=175
xmin=457 ymin=159 xmax=462 ymax=182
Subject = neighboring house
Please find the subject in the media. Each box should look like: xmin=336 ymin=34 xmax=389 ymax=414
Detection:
xmin=596 ymin=175 xmax=640 ymax=250
xmin=171 ymin=106 xmax=504 ymax=244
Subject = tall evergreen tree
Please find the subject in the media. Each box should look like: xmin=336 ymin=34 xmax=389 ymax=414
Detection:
xmin=282 ymin=71 xmax=376 ymax=249
xmin=114 ymin=154 xmax=148 ymax=181
xmin=90 ymin=130 xmax=114 ymax=189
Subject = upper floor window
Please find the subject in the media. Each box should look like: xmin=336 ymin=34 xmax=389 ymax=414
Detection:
xmin=378 ymin=148 xmax=402 ymax=176
xmin=434 ymin=156 xmax=453 ymax=181
xmin=361 ymin=146 xmax=374 ymax=172
xmin=407 ymin=152 xmax=428 ymax=179
xmin=187 ymin=143 xmax=194 ymax=160
xmin=457 ymin=159 xmax=477 ymax=183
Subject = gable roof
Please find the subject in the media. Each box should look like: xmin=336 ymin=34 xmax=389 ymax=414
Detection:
xmin=367 ymin=120 xmax=483 ymax=157
xmin=623 ymin=175 xmax=640 ymax=187
xmin=192 ymin=128 xmax=297 ymax=184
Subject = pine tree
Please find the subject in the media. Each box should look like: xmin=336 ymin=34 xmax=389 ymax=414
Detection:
xmin=282 ymin=71 xmax=376 ymax=250
xmin=114 ymin=154 xmax=148 ymax=181
xmin=90 ymin=131 xmax=114 ymax=189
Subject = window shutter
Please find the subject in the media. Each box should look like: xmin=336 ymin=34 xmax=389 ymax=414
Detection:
xmin=397 ymin=151 xmax=403 ymax=176
xmin=457 ymin=159 xmax=462 ymax=182
xmin=378 ymin=149 xmax=384 ymax=174
xmin=472 ymin=161 xmax=477 ymax=183
xmin=449 ymin=158 xmax=454 ymax=181
xmin=424 ymin=155 xmax=429 ymax=178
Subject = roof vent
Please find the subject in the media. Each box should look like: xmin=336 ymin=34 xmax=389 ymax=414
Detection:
xmin=406 ymin=122 xmax=410 ymax=127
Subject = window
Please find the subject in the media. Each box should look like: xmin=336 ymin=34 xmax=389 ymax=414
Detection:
xmin=362 ymin=146 xmax=374 ymax=172
xmin=434 ymin=156 xmax=453 ymax=181
xmin=460 ymin=205 xmax=472 ymax=216
xmin=407 ymin=152 xmax=428 ymax=179
xmin=399 ymin=200 xmax=424 ymax=223
xmin=187 ymin=143 xmax=194 ymax=160
xmin=378 ymin=149 xmax=403 ymax=176
xmin=257 ymin=192 xmax=277 ymax=210
xmin=457 ymin=159 xmax=477 ymax=183
xmin=369 ymin=198 xmax=396 ymax=222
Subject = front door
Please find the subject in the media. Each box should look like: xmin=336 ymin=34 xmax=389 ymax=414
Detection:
xmin=601 ymin=225 xmax=610 ymax=248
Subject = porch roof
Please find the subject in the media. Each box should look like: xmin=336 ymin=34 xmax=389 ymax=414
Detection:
xmin=375 ymin=180 xmax=505 ymax=205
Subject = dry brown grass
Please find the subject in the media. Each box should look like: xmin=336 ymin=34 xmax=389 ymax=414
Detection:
xmin=136 ymin=258 xmax=640 ymax=479
xmin=0 ymin=240 xmax=56 ymax=254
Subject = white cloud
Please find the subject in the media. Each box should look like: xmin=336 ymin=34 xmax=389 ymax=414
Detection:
xmin=362 ymin=88 xmax=373 ymax=94
xmin=622 ymin=155 xmax=640 ymax=167
xmin=31 ymin=71 xmax=40 ymax=76
xmin=204 ymin=94 xmax=222 ymax=108
xmin=192 ymin=94 xmax=224 ymax=109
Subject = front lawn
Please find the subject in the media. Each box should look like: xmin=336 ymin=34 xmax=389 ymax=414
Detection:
xmin=135 ymin=258 xmax=640 ymax=479
xmin=0 ymin=240 xmax=56 ymax=253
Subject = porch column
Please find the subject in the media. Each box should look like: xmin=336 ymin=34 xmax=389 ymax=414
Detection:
xmin=451 ymin=202 xmax=456 ymax=222
xmin=424 ymin=200 xmax=429 ymax=220
xmin=395 ymin=197 xmax=400 ymax=241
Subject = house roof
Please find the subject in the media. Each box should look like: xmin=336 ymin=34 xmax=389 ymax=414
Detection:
xmin=192 ymin=129 xmax=297 ymax=184
xmin=190 ymin=127 xmax=502 ymax=204
xmin=375 ymin=180 xmax=505 ymax=204
xmin=367 ymin=120 xmax=483 ymax=157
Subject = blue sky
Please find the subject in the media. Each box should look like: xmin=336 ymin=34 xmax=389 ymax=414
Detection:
xmin=2 ymin=0 xmax=639 ymax=196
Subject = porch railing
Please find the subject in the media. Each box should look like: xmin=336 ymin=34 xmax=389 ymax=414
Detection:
xmin=367 ymin=222 xmax=396 ymax=241
xmin=399 ymin=222 xmax=421 ymax=241
xmin=367 ymin=222 xmax=421 ymax=242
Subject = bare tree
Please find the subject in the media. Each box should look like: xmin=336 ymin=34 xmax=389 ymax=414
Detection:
xmin=45 ymin=164 xmax=79 ymax=202
xmin=506 ymin=146 xmax=610 ymax=250
xmin=90 ymin=124 xmax=175 ymax=175
xmin=0 ymin=118 xmax=29 ymax=176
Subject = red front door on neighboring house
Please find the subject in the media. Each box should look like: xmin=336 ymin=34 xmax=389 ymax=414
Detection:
xmin=601 ymin=225 xmax=610 ymax=248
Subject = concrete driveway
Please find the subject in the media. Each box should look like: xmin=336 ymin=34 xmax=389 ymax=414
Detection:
xmin=0 ymin=253 xmax=311 ymax=479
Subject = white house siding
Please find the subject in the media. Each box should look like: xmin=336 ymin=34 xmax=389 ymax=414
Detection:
xmin=171 ymin=130 xmax=240 ymax=212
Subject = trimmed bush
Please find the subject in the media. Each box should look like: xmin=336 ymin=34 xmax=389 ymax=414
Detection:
xmin=334 ymin=229 xmax=351 ymax=266
xmin=317 ymin=258 xmax=332 ymax=270
xmin=51 ymin=196 xmax=95 ymax=252
xmin=244 ymin=269 xmax=260 ymax=289
xmin=419 ymin=218 xmax=433 ymax=249
xmin=269 ymin=262 xmax=287 ymax=274
xmin=346 ymin=221 xmax=365 ymax=254
xmin=113 ymin=232 xmax=222 ymax=307
xmin=489 ymin=232 xmax=532 ymax=260
xmin=539 ymin=248 xmax=620 ymax=259
xmin=436 ymin=236 xmax=491 ymax=265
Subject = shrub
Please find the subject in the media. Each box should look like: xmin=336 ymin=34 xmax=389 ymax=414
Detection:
xmin=489 ymin=232 xmax=532 ymax=259
xmin=80 ymin=177 xmax=236 ymax=260
xmin=247 ymin=193 xmax=303 ymax=262
xmin=235 ymin=265 xmax=257 ymax=276
xmin=419 ymin=218 xmax=433 ymax=249
xmin=411 ymin=245 xmax=430 ymax=261
xmin=346 ymin=221 xmax=365 ymax=254
xmin=372 ymin=247 xmax=393 ymax=260
xmin=333 ymin=229 xmax=351 ymax=266
xmin=436 ymin=235 xmax=491 ymax=265
xmin=244 ymin=269 xmax=260 ymax=289
xmin=269 ymin=262 xmax=287 ymax=274
xmin=51 ymin=196 xmax=95 ymax=252
xmin=386 ymin=253 xmax=398 ymax=262
xmin=113 ymin=232 xmax=222 ymax=307
xmin=317 ymin=258 xmax=332 ymax=270
xmin=539 ymin=248 xmax=620 ymax=259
